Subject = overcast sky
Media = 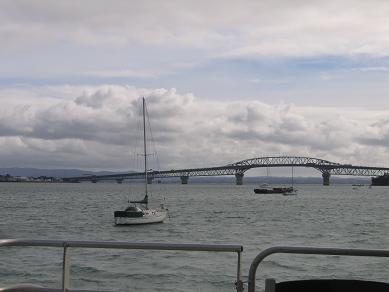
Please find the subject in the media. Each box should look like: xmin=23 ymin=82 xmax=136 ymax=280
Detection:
xmin=1 ymin=0 xmax=389 ymax=174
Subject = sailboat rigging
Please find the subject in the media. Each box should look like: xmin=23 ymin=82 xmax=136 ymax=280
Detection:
xmin=282 ymin=166 xmax=297 ymax=196
xmin=114 ymin=97 xmax=168 ymax=225
xmin=254 ymin=165 xmax=296 ymax=195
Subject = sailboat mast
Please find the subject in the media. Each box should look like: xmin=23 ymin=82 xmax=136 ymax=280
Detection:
xmin=143 ymin=97 xmax=148 ymax=198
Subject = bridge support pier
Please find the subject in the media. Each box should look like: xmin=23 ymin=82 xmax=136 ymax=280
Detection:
xmin=147 ymin=177 xmax=153 ymax=184
xmin=235 ymin=173 xmax=244 ymax=185
xmin=116 ymin=179 xmax=123 ymax=184
xmin=180 ymin=175 xmax=189 ymax=184
xmin=322 ymin=172 xmax=331 ymax=186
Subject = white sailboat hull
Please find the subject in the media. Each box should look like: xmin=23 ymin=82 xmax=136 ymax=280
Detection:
xmin=115 ymin=98 xmax=169 ymax=226
xmin=115 ymin=208 xmax=168 ymax=225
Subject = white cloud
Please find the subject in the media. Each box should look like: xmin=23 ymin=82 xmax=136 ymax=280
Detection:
xmin=1 ymin=85 xmax=389 ymax=170
xmin=349 ymin=67 xmax=389 ymax=72
xmin=2 ymin=0 xmax=389 ymax=59
xmin=2 ymin=1 xmax=389 ymax=172
xmin=80 ymin=69 xmax=159 ymax=79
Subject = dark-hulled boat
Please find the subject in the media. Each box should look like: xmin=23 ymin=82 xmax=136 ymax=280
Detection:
xmin=254 ymin=183 xmax=294 ymax=194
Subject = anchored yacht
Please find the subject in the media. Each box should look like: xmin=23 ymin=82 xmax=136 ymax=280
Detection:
xmin=114 ymin=97 xmax=168 ymax=225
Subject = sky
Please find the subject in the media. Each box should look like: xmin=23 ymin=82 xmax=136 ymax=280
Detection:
xmin=1 ymin=0 xmax=389 ymax=175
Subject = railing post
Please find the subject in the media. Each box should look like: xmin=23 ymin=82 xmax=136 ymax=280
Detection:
xmin=62 ymin=243 xmax=70 ymax=291
xmin=235 ymin=251 xmax=244 ymax=292
xmin=247 ymin=246 xmax=389 ymax=292
xmin=0 ymin=239 xmax=243 ymax=291
xmin=265 ymin=278 xmax=275 ymax=292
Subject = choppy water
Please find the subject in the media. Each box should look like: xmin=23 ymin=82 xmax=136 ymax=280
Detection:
xmin=0 ymin=182 xmax=388 ymax=291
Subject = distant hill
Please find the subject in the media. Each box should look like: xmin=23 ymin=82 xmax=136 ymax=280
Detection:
xmin=0 ymin=167 xmax=124 ymax=178
xmin=0 ymin=167 xmax=371 ymax=184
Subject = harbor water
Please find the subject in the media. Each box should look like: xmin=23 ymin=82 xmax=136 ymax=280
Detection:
xmin=0 ymin=182 xmax=388 ymax=291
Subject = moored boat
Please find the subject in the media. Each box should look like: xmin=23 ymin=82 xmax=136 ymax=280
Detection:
xmin=114 ymin=204 xmax=167 ymax=225
xmin=114 ymin=97 xmax=168 ymax=225
xmin=282 ymin=188 xmax=297 ymax=196
xmin=254 ymin=183 xmax=293 ymax=194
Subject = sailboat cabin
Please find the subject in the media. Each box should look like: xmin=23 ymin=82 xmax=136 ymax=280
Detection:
xmin=114 ymin=207 xmax=144 ymax=218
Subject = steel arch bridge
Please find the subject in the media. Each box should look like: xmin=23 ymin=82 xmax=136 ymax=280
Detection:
xmin=64 ymin=156 xmax=389 ymax=185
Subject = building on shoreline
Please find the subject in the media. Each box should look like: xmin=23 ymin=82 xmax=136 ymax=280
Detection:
xmin=0 ymin=174 xmax=62 ymax=183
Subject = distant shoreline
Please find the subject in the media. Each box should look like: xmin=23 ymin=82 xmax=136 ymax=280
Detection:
xmin=0 ymin=167 xmax=372 ymax=185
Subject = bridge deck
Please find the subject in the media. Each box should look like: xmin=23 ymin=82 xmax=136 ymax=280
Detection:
xmin=63 ymin=156 xmax=389 ymax=182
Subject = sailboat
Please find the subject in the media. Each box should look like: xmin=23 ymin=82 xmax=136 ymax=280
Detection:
xmin=282 ymin=166 xmax=297 ymax=196
xmin=114 ymin=97 xmax=168 ymax=225
xmin=254 ymin=164 xmax=293 ymax=194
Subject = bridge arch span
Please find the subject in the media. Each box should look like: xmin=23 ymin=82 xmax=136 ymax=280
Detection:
xmin=65 ymin=155 xmax=389 ymax=186
xmin=232 ymin=156 xmax=340 ymax=170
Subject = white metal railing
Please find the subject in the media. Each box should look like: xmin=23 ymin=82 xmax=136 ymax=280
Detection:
xmin=0 ymin=239 xmax=243 ymax=292
xmin=247 ymin=246 xmax=389 ymax=292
